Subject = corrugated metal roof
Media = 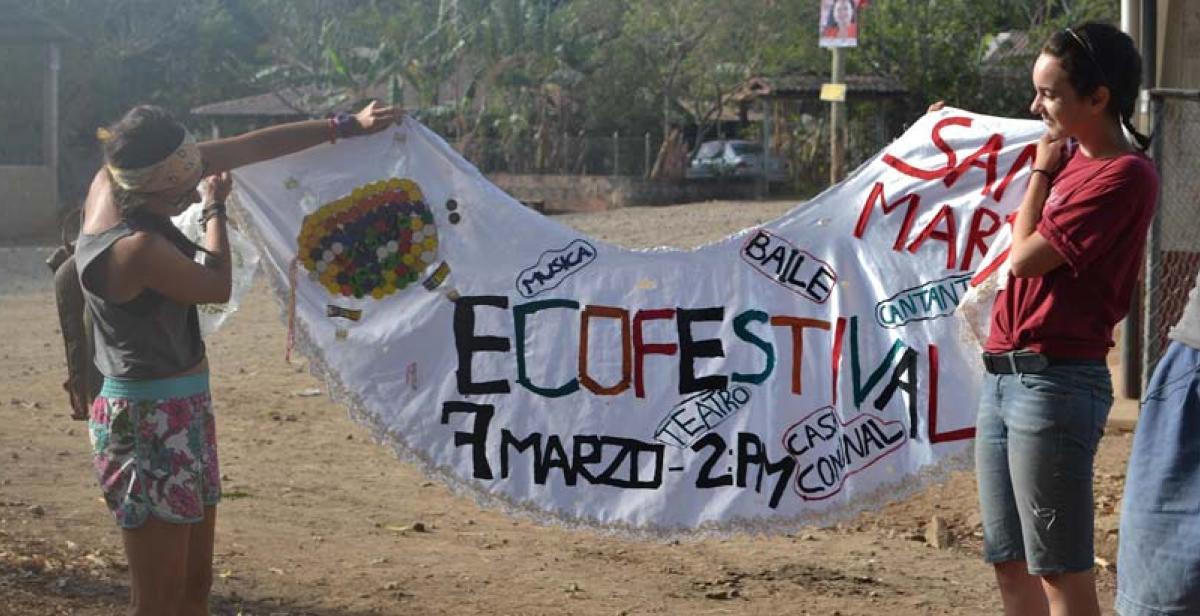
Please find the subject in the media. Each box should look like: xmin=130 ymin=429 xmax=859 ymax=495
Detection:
xmin=191 ymin=87 xmax=324 ymax=118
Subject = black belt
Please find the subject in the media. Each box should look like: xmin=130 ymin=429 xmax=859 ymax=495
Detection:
xmin=981 ymin=351 xmax=1105 ymax=374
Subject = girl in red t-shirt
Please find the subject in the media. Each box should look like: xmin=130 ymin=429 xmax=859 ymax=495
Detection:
xmin=973 ymin=21 xmax=1157 ymax=616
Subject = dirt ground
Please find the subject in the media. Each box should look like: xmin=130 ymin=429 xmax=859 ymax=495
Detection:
xmin=0 ymin=199 xmax=1135 ymax=615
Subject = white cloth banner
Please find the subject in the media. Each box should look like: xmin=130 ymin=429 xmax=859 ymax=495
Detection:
xmin=231 ymin=109 xmax=1042 ymax=533
xmin=172 ymin=202 xmax=261 ymax=337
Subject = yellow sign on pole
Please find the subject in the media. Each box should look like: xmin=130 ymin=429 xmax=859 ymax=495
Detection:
xmin=820 ymin=83 xmax=846 ymax=102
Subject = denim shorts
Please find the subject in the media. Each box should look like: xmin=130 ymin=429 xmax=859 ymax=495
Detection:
xmin=1116 ymin=341 xmax=1200 ymax=616
xmin=975 ymin=362 xmax=1113 ymax=575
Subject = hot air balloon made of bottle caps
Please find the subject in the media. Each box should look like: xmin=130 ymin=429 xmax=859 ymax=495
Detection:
xmin=298 ymin=178 xmax=439 ymax=300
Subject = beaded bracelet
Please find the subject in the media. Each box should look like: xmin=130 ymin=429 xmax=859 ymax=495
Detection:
xmin=329 ymin=112 xmax=357 ymax=144
xmin=199 ymin=201 xmax=227 ymax=227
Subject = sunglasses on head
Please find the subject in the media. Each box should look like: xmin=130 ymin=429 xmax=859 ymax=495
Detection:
xmin=1064 ymin=27 xmax=1110 ymax=87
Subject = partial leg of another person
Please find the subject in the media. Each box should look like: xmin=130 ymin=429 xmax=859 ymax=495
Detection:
xmin=1116 ymin=341 xmax=1200 ymax=616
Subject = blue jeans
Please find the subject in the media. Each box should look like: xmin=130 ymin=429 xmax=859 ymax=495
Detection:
xmin=1116 ymin=341 xmax=1200 ymax=616
xmin=975 ymin=362 xmax=1113 ymax=575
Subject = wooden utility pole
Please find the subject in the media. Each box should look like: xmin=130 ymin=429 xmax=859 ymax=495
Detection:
xmin=829 ymin=47 xmax=845 ymax=184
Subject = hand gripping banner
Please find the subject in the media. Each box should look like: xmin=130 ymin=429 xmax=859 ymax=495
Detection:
xmin=231 ymin=109 xmax=1042 ymax=534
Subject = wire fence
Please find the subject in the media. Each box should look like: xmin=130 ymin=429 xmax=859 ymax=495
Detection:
xmin=468 ymin=133 xmax=660 ymax=177
xmin=1144 ymin=90 xmax=1200 ymax=387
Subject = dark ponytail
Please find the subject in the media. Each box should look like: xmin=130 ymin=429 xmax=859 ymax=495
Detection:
xmin=1043 ymin=22 xmax=1152 ymax=152
xmin=1122 ymin=114 xmax=1151 ymax=152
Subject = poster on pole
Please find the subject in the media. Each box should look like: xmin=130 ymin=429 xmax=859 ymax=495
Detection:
xmin=820 ymin=0 xmax=864 ymax=48
xmin=231 ymin=108 xmax=1041 ymax=535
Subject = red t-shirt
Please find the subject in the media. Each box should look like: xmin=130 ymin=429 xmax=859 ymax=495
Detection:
xmin=984 ymin=149 xmax=1159 ymax=359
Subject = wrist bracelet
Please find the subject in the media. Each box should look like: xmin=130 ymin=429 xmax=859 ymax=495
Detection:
xmin=1031 ymin=168 xmax=1053 ymax=180
xmin=333 ymin=112 xmax=358 ymax=139
xmin=199 ymin=202 xmax=227 ymax=227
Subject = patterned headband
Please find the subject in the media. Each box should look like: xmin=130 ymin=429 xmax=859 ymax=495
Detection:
xmin=105 ymin=131 xmax=203 ymax=195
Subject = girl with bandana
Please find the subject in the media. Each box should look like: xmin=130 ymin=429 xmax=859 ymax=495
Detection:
xmin=76 ymin=101 xmax=399 ymax=616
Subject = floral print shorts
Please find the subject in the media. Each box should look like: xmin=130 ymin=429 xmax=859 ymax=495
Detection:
xmin=88 ymin=372 xmax=221 ymax=529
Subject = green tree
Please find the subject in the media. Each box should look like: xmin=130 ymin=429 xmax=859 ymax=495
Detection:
xmin=8 ymin=0 xmax=262 ymax=201
xmin=855 ymin=0 xmax=1120 ymax=119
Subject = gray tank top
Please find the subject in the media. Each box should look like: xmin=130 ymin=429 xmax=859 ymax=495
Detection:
xmin=75 ymin=220 xmax=205 ymax=379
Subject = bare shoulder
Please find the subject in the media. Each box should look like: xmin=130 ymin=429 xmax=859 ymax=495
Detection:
xmin=81 ymin=170 xmax=120 ymax=234
xmin=106 ymin=231 xmax=180 ymax=280
xmin=112 ymin=226 xmax=229 ymax=305
xmin=88 ymin=168 xmax=107 ymax=189
xmin=83 ymin=169 xmax=111 ymax=206
xmin=111 ymin=230 xmax=174 ymax=262
xmin=93 ymin=230 xmax=162 ymax=302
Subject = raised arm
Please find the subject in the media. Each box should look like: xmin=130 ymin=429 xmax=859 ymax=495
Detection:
xmin=198 ymin=101 xmax=401 ymax=174
xmin=130 ymin=173 xmax=235 ymax=306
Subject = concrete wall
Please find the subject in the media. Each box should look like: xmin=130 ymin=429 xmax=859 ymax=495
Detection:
xmin=489 ymin=173 xmax=760 ymax=213
xmin=0 ymin=166 xmax=58 ymax=241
